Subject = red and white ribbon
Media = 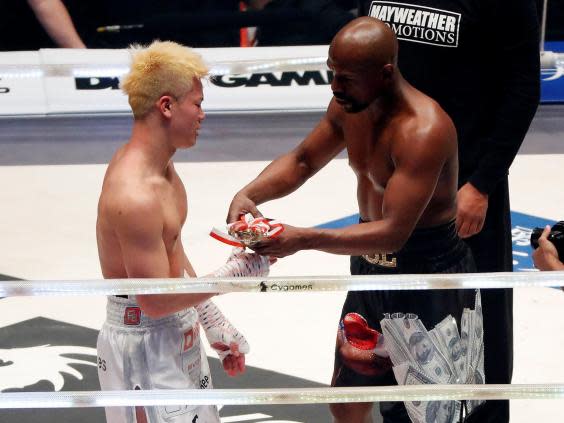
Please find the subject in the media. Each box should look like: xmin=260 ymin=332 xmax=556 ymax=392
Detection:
xmin=210 ymin=213 xmax=284 ymax=247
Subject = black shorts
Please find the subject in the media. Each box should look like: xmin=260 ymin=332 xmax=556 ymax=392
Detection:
xmin=333 ymin=220 xmax=476 ymax=421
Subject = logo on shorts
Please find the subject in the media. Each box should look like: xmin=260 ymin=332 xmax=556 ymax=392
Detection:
xmin=124 ymin=307 xmax=141 ymax=325
xmin=183 ymin=329 xmax=194 ymax=351
xmin=368 ymin=1 xmax=461 ymax=47
xmin=183 ymin=326 xmax=199 ymax=352
xmin=362 ymin=253 xmax=398 ymax=268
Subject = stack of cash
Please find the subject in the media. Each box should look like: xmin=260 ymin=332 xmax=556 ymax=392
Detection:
xmin=381 ymin=290 xmax=485 ymax=423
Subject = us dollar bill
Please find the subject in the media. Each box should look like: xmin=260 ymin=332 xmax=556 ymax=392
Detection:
xmin=381 ymin=313 xmax=418 ymax=365
xmin=466 ymin=350 xmax=485 ymax=415
xmin=431 ymin=315 xmax=467 ymax=384
xmin=466 ymin=290 xmax=486 ymax=415
xmin=393 ymin=363 xmax=461 ymax=423
xmin=472 ymin=290 xmax=484 ymax=371
xmin=382 ymin=314 xmax=454 ymax=383
xmin=460 ymin=308 xmax=473 ymax=383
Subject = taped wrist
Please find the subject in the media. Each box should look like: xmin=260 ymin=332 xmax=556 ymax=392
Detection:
xmin=211 ymin=248 xmax=270 ymax=278
xmin=196 ymin=299 xmax=249 ymax=360
xmin=197 ymin=250 xmax=269 ymax=360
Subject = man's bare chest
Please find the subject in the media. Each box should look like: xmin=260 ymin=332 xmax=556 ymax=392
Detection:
xmin=159 ymin=174 xmax=188 ymax=248
xmin=345 ymin=130 xmax=395 ymax=189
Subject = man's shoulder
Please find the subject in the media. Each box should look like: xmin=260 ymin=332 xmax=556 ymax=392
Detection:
xmin=392 ymin=99 xmax=456 ymax=160
xmin=403 ymin=95 xmax=455 ymax=142
xmin=101 ymin=174 xmax=162 ymax=221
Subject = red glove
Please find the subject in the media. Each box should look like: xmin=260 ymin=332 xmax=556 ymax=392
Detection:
xmin=337 ymin=312 xmax=392 ymax=376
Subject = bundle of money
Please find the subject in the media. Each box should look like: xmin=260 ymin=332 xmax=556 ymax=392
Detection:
xmin=381 ymin=290 xmax=485 ymax=423
xmin=393 ymin=363 xmax=462 ymax=423
xmin=381 ymin=313 xmax=455 ymax=384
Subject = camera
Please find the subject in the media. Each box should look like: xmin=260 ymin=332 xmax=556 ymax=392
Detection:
xmin=530 ymin=221 xmax=564 ymax=260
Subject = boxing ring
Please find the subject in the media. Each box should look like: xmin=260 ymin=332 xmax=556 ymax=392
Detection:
xmin=1 ymin=42 xmax=564 ymax=422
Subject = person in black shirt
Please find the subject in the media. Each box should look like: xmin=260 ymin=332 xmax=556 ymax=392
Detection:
xmin=357 ymin=1 xmax=540 ymax=422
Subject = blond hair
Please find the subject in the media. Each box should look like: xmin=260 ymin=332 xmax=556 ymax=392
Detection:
xmin=121 ymin=41 xmax=208 ymax=119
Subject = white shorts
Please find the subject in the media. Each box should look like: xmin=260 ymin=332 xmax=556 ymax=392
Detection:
xmin=97 ymin=296 xmax=220 ymax=423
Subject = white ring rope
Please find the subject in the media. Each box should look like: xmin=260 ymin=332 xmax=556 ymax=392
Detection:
xmin=0 ymin=52 xmax=561 ymax=79
xmin=1 ymin=384 xmax=564 ymax=409
xmin=0 ymin=56 xmax=329 ymax=79
xmin=0 ymin=271 xmax=563 ymax=296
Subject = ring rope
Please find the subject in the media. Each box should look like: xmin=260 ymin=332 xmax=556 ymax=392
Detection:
xmin=1 ymin=384 xmax=564 ymax=409
xmin=0 ymin=51 xmax=562 ymax=79
xmin=0 ymin=271 xmax=563 ymax=296
xmin=0 ymin=56 xmax=329 ymax=79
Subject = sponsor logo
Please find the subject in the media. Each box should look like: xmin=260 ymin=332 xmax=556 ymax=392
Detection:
xmin=124 ymin=306 xmax=141 ymax=325
xmin=199 ymin=375 xmax=210 ymax=389
xmin=97 ymin=356 xmax=107 ymax=372
xmin=183 ymin=325 xmax=199 ymax=352
xmin=211 ymin=71 xmax=332 ymax=88
xmin=368 ymin=1 xmax=461 ymax=47
xmin=0 ymin=78 xmax=9 ymax=94
xmin=75 ymin=77 xmax=120 ymax=90
xmin=269 ymin=283 xmax=313 ymax=291
xmin=183 ymin=328 xmax=195 ymax=351
xmin=186 ymin=356 xmax=201 ymax=374
xmin=362 ymin=252 xmax=397 ymax=268
xmin=74 ymin=71 xmax=332 ymax=91
xmin=542 ymin=67 xmax=564 ymax=82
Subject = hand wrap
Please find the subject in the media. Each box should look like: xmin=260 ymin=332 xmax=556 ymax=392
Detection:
xmin=197 ymin=249 xmax=269 ymax=360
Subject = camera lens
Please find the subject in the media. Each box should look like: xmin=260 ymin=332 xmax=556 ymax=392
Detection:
xmin=530 ymin=227 xmax=543 ymax=249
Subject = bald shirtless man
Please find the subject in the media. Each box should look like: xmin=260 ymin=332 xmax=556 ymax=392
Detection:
xmin=227 ymin=17 xmax=477 ymax=422
xmin=96 ymin=41 xmax=269 ymax=423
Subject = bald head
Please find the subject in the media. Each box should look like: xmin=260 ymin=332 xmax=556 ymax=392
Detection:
xmin=330 ymin=17 xmax=398 ymax=70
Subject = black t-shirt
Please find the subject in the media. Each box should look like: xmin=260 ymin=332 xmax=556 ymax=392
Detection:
xmin=358 ymin=0 xmax=540 ymax=193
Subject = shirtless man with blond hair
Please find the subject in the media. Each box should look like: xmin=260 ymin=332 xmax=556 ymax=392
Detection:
xmin=96 ymin=41 xmax=269 ymax=423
